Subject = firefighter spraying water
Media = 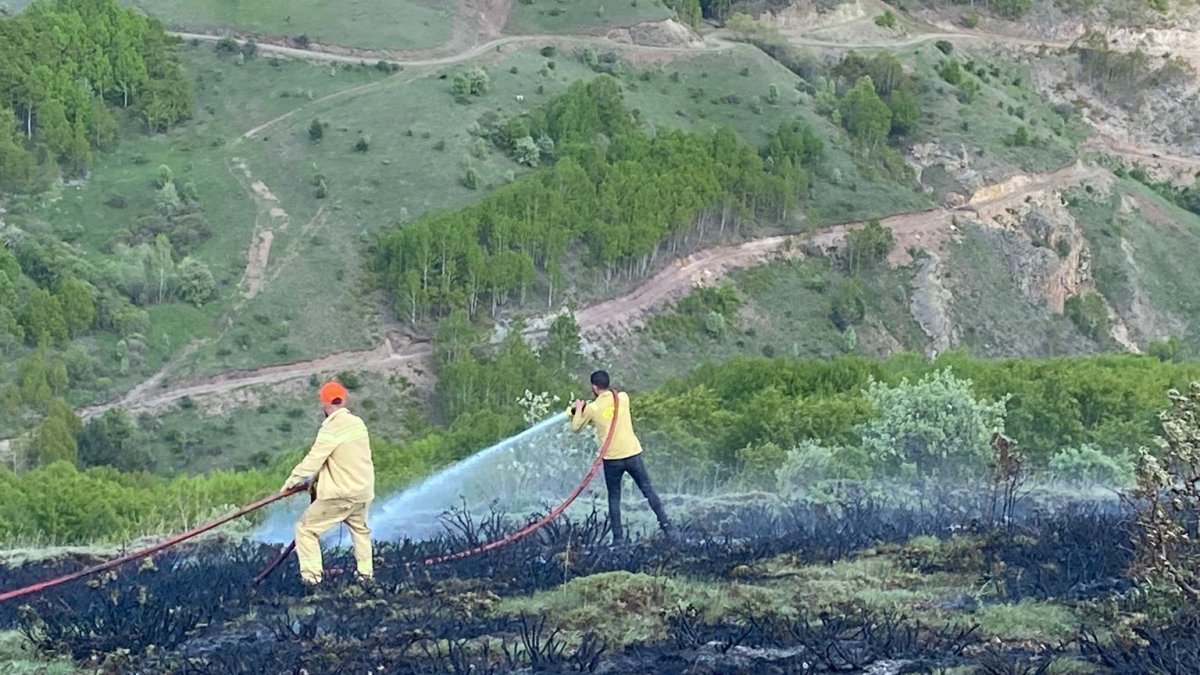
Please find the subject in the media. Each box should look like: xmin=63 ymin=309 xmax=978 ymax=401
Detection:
xmin=280 ymin=381 xmax=376 ymax=587
xmin=0 ymin=373 xmax=634 ymax=601
xmin=569 ymin=370 xmax=673 ymax=544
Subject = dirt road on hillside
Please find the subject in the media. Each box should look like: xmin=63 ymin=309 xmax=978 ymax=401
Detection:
xmin=78 ymin=160 xmax=1111 ymax=420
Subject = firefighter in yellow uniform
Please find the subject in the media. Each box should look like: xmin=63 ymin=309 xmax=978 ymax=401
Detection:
xmin=282 ymin=381 xmax=375 ymax=586
xmin=571 ymin=370 xmax=672 ymax=544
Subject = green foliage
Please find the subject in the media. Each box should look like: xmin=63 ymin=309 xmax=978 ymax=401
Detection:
xmin=858 ymin=368 xmax=1007 ymax=478
xmin=1007 ymin=125 xmax=1033 ymax=147
xmin=30 ymin=400 xmax=80 ymax=468
xmin=766 ymin=83 xmax=781 ymax=105
xmin=647 ymin=282 xmax=742 ymax=344
xmin=839 ymin=76 xmax=892 ymax=158
xmin=56 ymin=279 xmax=96 ymax=338
xmin=309 ymin=118 xmax=324 ymax=142
xmin=176 ymin=257 xmax=216 ymax=307
xmin=1074 ymin=32 xmax=1193 ymax=105
xmin=1130 ymin=383 xmax=1200 ymax=603
xmin=990 ymin=0 xmax=1033 ymax=18
xmin=462 ymin=165 xmax=480 ymax=190
xmin=829 ymin=276 xmax=867 ymax=330
xmin=874 ymin=10 xmax=896 ymax=28
xmin=21 ymin=289 xmax=68 ymax=347
xmin=939 ymin=60 xmax=964 ymax=86
xmin=1148 ymin=336 xmax=1187 ymax=362
xmin=452 ymin=68 xmax=491 ymax=103
xmin=1049 ymin=444 xmax=1134 ymax=486
xmin=734 ymin=441 xmax=786 ymax=487
xmin=845 ymin=220 xmax=895 ymax=274
xmin=775 ymin=439 xmax=870 ymax=495
xmin=1064 ymin=291 xmax=1111 ymax=342
xmin=541 ymin=312 xmax=583 ymax=374
xmin=935 ymin=41 xmax=953 ymax=55
xmin=79 ymin=409 xmax=155 ymax=473
xmin=666 ymin=0 xmax=703 ymax=26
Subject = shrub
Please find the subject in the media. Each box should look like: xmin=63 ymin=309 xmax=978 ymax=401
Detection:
xmin=1064 ymin=292 xmax=1111 ymax=342
xmin=309 ymin=118 xmax=323 ymax=142
xmin=859 ymin=368 xmax=1007 ymax=479
xmin=704 ymin=311 xmax=727 ymax=338
xmin=935 ymin=40 xmax=953 ymax=55
xmin=1049 ymin=445 xmax=1134 ymax=486
xmin=845 ymin=219 xmax=895 ymax=273
xmin=829 ymin=277 xmax=866 ymax=330
xmin=766 ymin=83 xmax=780 ymax=104
xmin=463 ymin=166 xmax=480 ymax=190
xmin=735 ymin=441 xmax=787 ymax=487
xmin=1130 ymin=383 xmax=1200 ymax=603
xmin=874 ymin=10 xmax=896 ymax=28
xmin=776 ymin=439 xmax=871 ymax=496
xmin=353 ymin=136 xmax=370 ymax=152
xmin=1007 ymin=125 xmax=1032 ymax=146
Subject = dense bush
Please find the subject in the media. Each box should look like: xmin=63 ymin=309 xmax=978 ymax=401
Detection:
xmin=1049 ymin=444 xmax=1135 ymax=487
xmin=859 ymin=368 xmax=1006 ymax=479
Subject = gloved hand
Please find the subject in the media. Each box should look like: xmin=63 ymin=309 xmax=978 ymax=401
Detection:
xmin=281 ymin=477 xmax=314 ymax=493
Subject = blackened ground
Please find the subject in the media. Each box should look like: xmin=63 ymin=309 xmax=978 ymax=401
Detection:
xmin=0 ymin=490 xmax=1191 ymax=674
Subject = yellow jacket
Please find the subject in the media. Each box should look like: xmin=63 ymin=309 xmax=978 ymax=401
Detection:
xmin=285 ymin=408 xmax=375 ymax=502
xmin=571 ymin=390 xmax=643 ymax=460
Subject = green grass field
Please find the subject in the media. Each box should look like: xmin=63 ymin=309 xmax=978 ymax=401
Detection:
xmin=506 ymin=0 xmax=674 ymax=35
xmin=906 ymin=43 xmax=1088 ymax=177
xmin=1071 ymin=180 xmax=1200 ymax=351
xmin=125 ymin=0 xmax=454 ymax=51
xmin=621 ymin=257 xmax=927 ymax=390
xmin=620 ymin=45 xmax=931 ymax=224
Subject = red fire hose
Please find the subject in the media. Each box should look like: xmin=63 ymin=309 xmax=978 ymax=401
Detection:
xmin=0 ymin=396 xmax=619 ymax=601
xmin=0 ymin=486 xmax=307 ymax=604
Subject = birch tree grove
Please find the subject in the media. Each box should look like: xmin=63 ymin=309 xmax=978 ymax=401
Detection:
xmin=375 ymin=75 xmax=824 ymax=324
xmin=0 ymin=0 xmax=193 ymax=186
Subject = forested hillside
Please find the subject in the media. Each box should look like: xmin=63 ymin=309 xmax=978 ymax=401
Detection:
xmin=375 ymin=75 xmax=822 ymax=322
xmin=0 ymin=0 xmax=192 ymax=190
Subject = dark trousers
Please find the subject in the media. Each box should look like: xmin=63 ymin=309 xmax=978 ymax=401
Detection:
xmin=603 ymin=454 xmax=670 ymax=542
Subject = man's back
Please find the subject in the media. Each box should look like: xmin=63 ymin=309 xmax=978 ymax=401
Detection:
xmin=576 ymin=390 xmax=642 ymax=460
xmin=311 ymin=408 xmax=375 ymax=502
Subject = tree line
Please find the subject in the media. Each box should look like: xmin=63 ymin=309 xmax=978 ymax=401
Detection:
xmin=638 ymin=351 xmax=1200 ymax=477
xmin=374 ymin=75 xmax=823 ymax=324
xmin=3 ymin=345 xmax=1197 ymax=543
xmin=0 ymin=0 xmax=193 ymax=192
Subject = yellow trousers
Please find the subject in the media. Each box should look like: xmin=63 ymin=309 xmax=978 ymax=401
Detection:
xmin=294 ymin=498 xmax=373 ymax=584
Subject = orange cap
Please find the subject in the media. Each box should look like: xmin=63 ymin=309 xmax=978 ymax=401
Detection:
xmin=319 ymin=381 xmax=348 ymax=406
